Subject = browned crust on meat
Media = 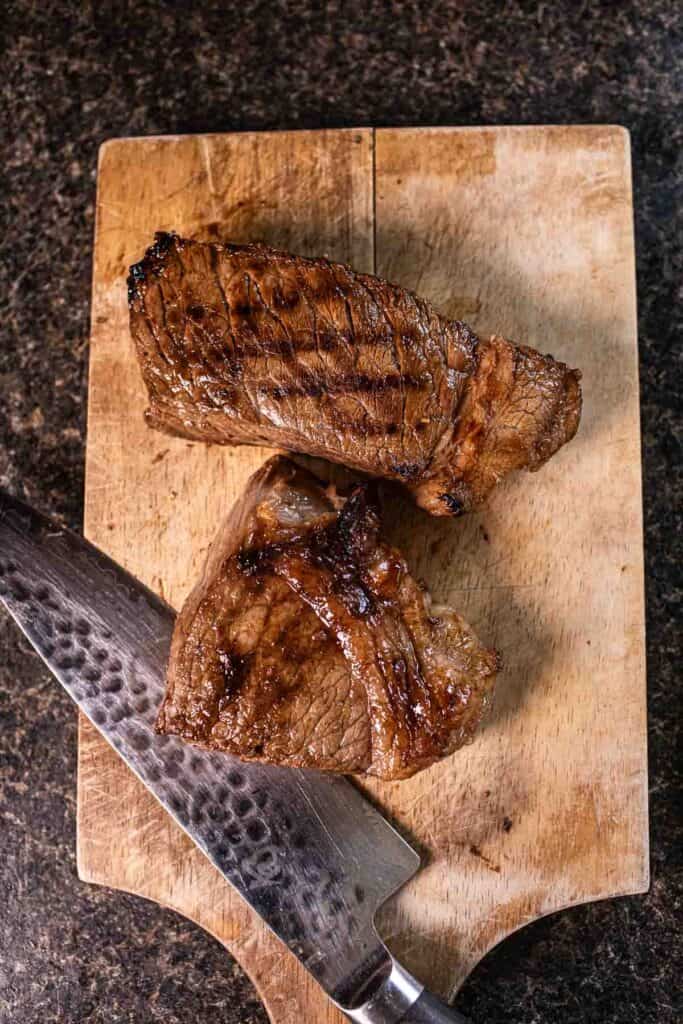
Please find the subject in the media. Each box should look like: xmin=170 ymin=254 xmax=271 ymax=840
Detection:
xmin=129 ymin=233 xmax=581 ymax=515
xmin=410 ymin=336 xmax=582 ymax=513
xmin=157 ymin=456 xmax=499 ymax=779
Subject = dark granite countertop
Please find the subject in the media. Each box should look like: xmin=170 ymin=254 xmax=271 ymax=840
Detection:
xmin=0 ymin=3 xmax=680 ymax=1022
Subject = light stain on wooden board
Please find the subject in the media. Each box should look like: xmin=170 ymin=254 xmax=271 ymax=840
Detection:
xmin=80 ymin=127 xmax=647 ymax=1021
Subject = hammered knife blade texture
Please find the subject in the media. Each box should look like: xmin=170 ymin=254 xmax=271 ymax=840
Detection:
xmin=0 ymin=490 xmax=471 ymax=1023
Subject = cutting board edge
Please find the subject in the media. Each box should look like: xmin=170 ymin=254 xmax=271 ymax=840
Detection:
xmin=78 ymin=124 xmax=649 ymax=1021
xmin=77 ymin=711 xmax=651 ymax=1000
xmin=445 ymin=877 xmax=651 ymax=999
xmin=95 ymin=123 xmax=632 ymax=146
xmin=95 ymin=125 xmax=374 ymax=161
xmin=76 ymin=786 xmax=650 ymax=1012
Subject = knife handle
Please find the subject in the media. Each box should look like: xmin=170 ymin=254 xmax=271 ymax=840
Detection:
xmin=341 ymin=959 xmax=471 ymax=1024
xmin=399 ymin=988 xmax=471 ymax=1023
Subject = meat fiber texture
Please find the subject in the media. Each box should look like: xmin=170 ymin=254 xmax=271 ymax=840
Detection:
xmin=157 ymin=456 xmax=499 ymax=780
xmin=129 ymin=233 xmax=582 ymax=516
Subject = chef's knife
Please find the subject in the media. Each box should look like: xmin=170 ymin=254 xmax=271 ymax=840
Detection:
xmin=0 ymin=489 xmax=470 ymax=1023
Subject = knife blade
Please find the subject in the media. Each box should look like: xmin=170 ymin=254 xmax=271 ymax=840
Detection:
xmin=0 ymin=489 xmax=469 ymax=1023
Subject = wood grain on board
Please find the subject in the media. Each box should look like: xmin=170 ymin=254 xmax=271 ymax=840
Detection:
xmin=80 ymin=127 xmax=647 ymax=1021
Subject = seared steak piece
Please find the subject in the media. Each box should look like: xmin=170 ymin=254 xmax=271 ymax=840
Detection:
xmin=129 ymin=233 xmax=582 ymax=516
xmin=158 ymin=456 xmax=498 ymax=779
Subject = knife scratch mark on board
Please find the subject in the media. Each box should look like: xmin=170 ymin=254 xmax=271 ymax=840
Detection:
xmin=201 ymin=137 xmax=220 ymax=223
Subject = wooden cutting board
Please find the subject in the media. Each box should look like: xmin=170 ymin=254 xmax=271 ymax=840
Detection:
xmin=80 ymin=127 xmax=647 ymax=1022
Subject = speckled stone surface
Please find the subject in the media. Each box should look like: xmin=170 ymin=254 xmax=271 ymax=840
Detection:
xmin=0 ymin=3 xmax=680 ymax=1023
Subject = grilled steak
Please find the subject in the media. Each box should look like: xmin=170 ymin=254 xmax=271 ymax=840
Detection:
xmin=158 ymin=456 xmax=498 ymax=779
xmin=129 ymin=233 xmax=581 ymax=515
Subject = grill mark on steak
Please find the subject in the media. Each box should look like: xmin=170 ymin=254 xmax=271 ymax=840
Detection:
xmin=263 ymin=371 xmax=429 ymax=401
xmin=234 ymin=332 xmax=348 ymax=358
xmin=216 ymin=649 xmax=249 ymax=708
xmin=129 ymin=234 xmax=582 ymax=514
xmin=353 ymin=272 xmax=409 ymax=449
xmin=157 ymin=456 xmax=498 ymax=778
